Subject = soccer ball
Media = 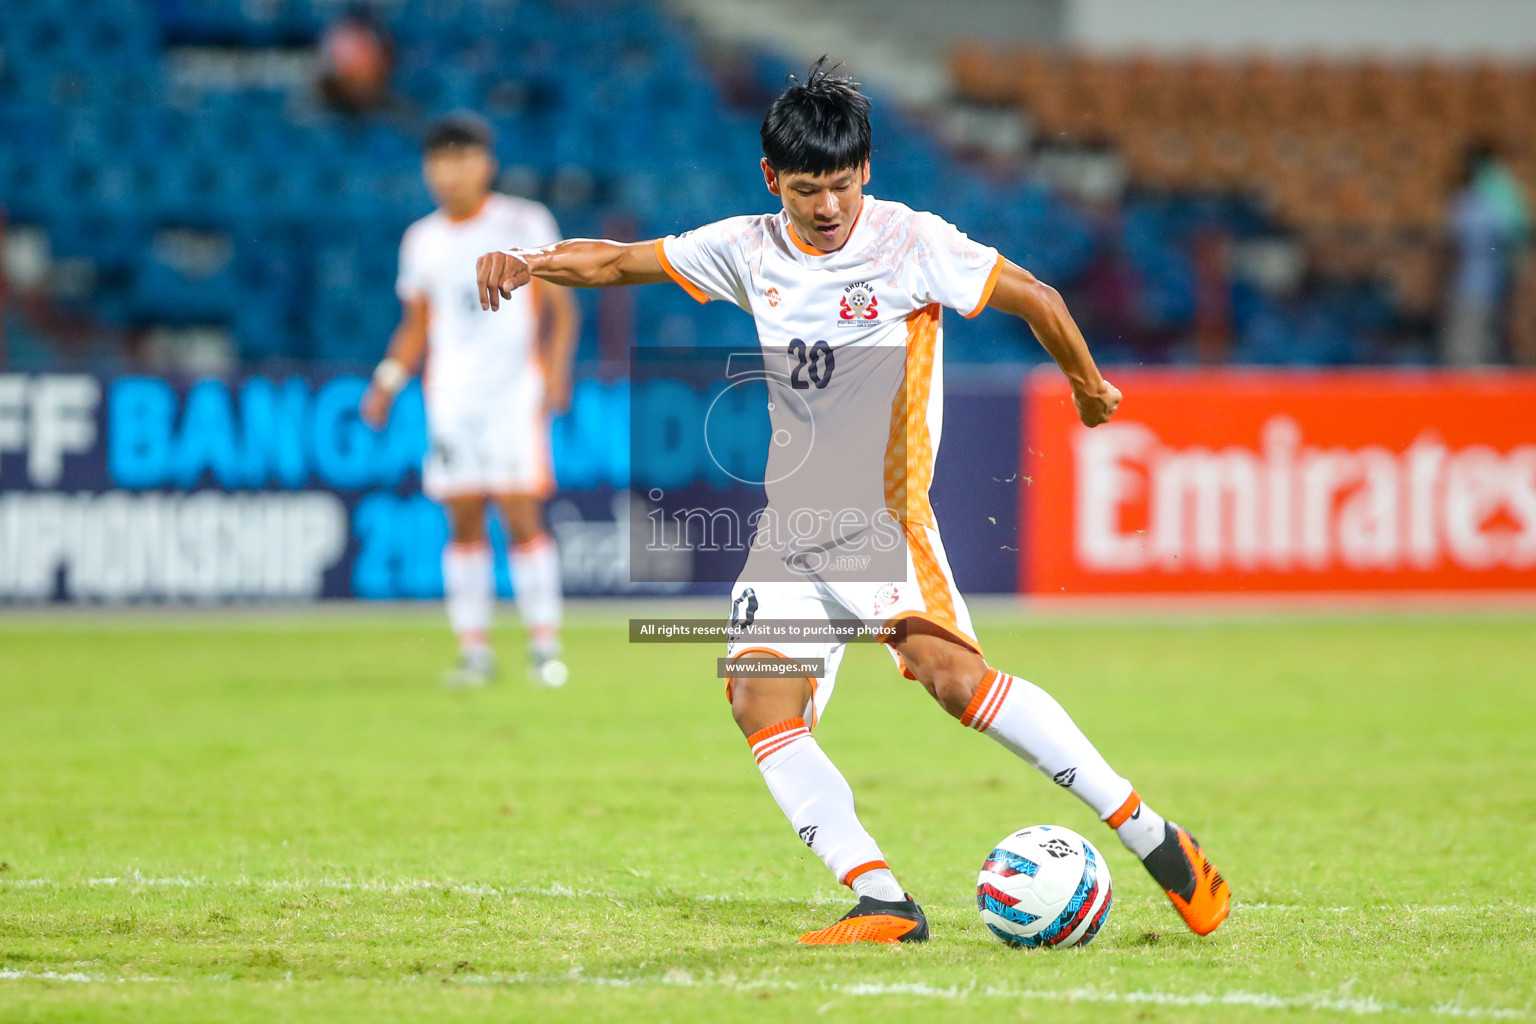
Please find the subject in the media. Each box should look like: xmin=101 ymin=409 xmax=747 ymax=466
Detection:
xmin=977 ymin=825 xmax=1112 ymax=948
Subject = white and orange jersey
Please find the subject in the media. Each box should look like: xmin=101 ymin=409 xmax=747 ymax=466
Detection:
xmin=397 ymin=193 xmax=561 ymax=410
xmin=656 ymin=195 xmax=1003 ymax=530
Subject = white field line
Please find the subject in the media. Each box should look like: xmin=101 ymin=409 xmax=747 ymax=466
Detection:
xmin=0 ymin=875 xmax=844 ymax=905
xmin=0 ymin=969 xmax=109 ymax=983
xmin=2 ymin=877 xmax=1529 ymax=917
xmin=0 ymin=969 xmax=171 ymax=985
xmin=450 ymin=971 xmax=1535 ymax=1020
xmin=2 ymin=967 xmax=1527 ymax=1019
xmin=464 ymin=971 xmax=1532 ymax=1019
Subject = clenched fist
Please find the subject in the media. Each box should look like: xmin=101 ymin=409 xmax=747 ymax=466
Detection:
xmin=1072 ymin=378 xmax=1122 ymax=427
xmin=476 ymin=249 xmax=537 ymax=311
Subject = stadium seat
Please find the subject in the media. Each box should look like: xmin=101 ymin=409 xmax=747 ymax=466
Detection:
xmin=16 ymin=0 xmax=1526 ymax=367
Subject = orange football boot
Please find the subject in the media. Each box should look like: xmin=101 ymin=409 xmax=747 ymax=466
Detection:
xmin=798 ymin=894 xmax=929 ymax=945
xmin=1144 ymin=824 xmax=1230 ymax=936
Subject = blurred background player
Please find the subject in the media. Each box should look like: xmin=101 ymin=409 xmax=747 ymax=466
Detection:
xmin=362 ymin=113 xmax=578 ymax=688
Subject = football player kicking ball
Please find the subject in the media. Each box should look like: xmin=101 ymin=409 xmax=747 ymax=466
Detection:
xmin=363 ymin=113 xmax=578 ymax=689
xmin=474 ymin=63 xmax=1230 ymax=943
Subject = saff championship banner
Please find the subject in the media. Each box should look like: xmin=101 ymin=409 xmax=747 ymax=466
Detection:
xmin=1023 ymin=371 xmax=1536 ymax=594
xmin=0 ymin=371 xmax=1021 ymax=603
xmin=0 ymin=372 xmax=630 ymax=602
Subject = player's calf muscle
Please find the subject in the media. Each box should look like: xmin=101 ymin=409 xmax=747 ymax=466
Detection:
xmin=900 ymin=634 xmax=987 ymax=718
xmin=728 ymin=667 xmax=812 ymax=736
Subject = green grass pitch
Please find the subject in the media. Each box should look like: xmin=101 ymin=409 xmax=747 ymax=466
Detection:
xmin=1 ymin=604 xmax=1533 ymax=1023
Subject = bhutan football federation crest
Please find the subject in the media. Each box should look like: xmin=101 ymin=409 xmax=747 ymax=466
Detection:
xmin=837 ymin=281 xmax=879 ymax=325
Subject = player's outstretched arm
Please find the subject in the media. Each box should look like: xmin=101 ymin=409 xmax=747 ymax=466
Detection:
xmin=985 ymin=259 xmax=1121 ymax=427
xmin=477 ymin=239 xmax=668 ymax=311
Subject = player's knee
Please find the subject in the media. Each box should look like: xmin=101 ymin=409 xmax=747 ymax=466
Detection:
xmin=446 ymin=500 xmax=488 ymax=543
xmin=499 ymin=499 xmax=545 ymax=545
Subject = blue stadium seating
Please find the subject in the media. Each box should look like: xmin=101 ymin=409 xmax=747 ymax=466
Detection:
xmin=0 ymin=0 xmax=1388 ymax=368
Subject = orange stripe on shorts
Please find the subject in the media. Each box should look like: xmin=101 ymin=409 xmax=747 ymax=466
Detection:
xmin=907 ymin=526 xmax=955 ymax=631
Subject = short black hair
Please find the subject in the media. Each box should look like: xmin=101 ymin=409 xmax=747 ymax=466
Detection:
xmin=423 ymin=111 xmax=495 ymax=154
xmin=761 ymin=57 xmax=871 ymax=176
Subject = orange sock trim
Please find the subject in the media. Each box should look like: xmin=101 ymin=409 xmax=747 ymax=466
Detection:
xmin=747 ymin=717 xmax=810 ymax=764
xmin=746 ymin=717 xmax=807 ymax=749
xmin=960 ymin=669 xmax=1012 ymax=732
xmin=840 ymin=859 xmax=890 ymax=888
xmin=1104 ymin=790 xmax=1142 ymax=829
xmin=958 ymin=668 xmax=1000 ymax=728
xmin=975 ymin=672 xmax=1013 ymax=732
xmin=448 ymin=541 xmax=490 ymax=554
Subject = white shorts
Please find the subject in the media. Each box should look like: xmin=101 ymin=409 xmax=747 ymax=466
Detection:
xmin=723 ymin=522 xmax=981 ymax=729
xmin=423 ymin=385 xmax=553 ymax=500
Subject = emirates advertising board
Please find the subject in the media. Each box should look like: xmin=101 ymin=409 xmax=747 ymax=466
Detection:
xmin=1022 ymin=371 xmax=1536 ymax=595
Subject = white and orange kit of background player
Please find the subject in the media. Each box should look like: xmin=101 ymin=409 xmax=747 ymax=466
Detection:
xmin=397 ymin=192 xmax=563 ymax=657
xmin=653 ymin=195 xmax=1230 ymax=938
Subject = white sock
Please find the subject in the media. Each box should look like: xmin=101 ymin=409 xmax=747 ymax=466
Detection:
xmin=442 ymin=541 xmax=491 ymax=653
xmin=510 ymin=532 xmax=562 ymax=658
xmin=750 ymin=718 xmax=902 ymax=899
xmin=850 ymin=867 xmax=905 ymax=903
xmin=963 ymin=669 xmax=1164 ymax=859
xmin=1113 ymin=796 xmax=1168 ymax=860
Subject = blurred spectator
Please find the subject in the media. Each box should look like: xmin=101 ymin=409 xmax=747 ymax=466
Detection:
xmin=317 ymin=6 xmax=395 ymax=115
xmin=1383 ymin=234 xmax=1444 ymax=361
xmin=1073 ymin=207 xmax=1153 ymax=362
xmin=1480 ymin=156 xmax=1536 ymax=367
xmin=1192 ymin=226 xmax=1233 ymax=364
xmin=1441 ymin=145 xmax=1531 ymax=365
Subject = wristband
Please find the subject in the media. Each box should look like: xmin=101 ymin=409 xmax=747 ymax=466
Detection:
xmin=372 ymin=357 xmax=408 ymax=394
